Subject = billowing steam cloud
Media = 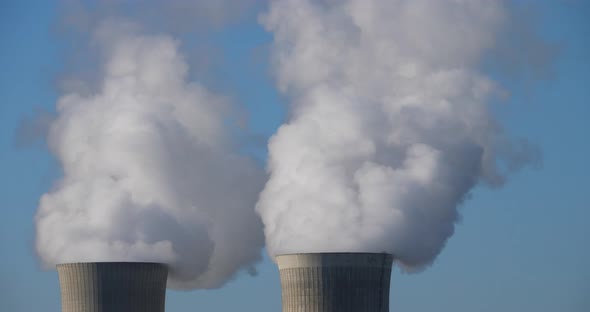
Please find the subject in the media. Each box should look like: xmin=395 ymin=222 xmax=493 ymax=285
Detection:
xmin=35 ymin=21 xmax=264 ymax=289
xmin=257 ymin=0 xmax=539 ymax=268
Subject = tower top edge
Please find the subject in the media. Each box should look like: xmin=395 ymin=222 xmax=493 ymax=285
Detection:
xmin=276 ymin=252 xmax=393 ymax=269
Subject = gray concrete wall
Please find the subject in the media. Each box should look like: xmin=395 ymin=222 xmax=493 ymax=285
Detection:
xmin=276 ymin=253 xmax=393 ymax=312
xmin=57 ymin=262 xmax=167 ymax=312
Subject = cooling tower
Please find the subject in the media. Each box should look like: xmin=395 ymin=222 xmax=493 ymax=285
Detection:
xmin=276 ymin=253 xmax=393 ymax=312
xmin=56 ymin=262 xmax=167 ymax=312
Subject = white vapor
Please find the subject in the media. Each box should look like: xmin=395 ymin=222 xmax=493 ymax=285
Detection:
xmin=257 ymin=0 xmax=539 ymax=268
xmin=35 ymin=21 xmax=264 ymax=289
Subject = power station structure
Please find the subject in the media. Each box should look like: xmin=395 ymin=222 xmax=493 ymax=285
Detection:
xmin=276 ymin=252 xmax=393 ymax=312
xmin=54 ymin=254 xmax=392 ymax=311
xmin=57 ymin=262 xmax=168 ymax=312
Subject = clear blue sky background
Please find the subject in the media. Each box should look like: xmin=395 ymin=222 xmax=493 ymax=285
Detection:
xmin=0 ymin=1 xmax=588 ymax=311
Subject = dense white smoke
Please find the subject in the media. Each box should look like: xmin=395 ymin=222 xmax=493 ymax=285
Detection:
xmin=35 ymin=21 xmax=264 ymax=289
xmin=257 ymin=0 xmax=538 ymax=268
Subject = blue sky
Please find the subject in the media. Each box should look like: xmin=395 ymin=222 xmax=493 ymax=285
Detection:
xmin=0 ymin=1 xmax=588 ymax=311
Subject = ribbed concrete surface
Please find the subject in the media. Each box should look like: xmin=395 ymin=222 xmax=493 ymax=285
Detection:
xmin=276 ymin=253 xmax=393 ymax=312
xmin=57 ymin=262 xmax=167 ymax=312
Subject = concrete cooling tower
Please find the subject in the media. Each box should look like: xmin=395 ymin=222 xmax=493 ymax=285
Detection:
xmin=57 ymin=262 xmax=168 ymax=312
xmin=276 ymin=253 xmax=394 ymax=312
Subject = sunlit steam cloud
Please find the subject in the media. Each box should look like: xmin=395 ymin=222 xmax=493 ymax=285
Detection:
xmin=35 ymin=21 xmax=264 ymax=289
xmin=257 ymin=0 xmax=539 ymax=269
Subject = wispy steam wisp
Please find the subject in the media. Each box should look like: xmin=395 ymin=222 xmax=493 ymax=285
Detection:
xmin=256 ymin=0 xmax=538 ymax=269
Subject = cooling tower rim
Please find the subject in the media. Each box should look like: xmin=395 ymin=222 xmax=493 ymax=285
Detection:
xmin=56 ymin=261 xmax=168 ymax=269
xmin=276 ymin=252 xmax=393 ymax=256
xmin=275 ymin=252 xmax=393 ymax=269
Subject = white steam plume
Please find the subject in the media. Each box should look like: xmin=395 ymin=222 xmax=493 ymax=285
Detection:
xmin=35 ymin=21 xmax=264 ymax=289
xmin=257 ymin=0 xmax=539 ymax=268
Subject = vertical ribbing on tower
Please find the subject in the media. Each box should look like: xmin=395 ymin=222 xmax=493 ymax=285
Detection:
xmin=57 ymin=262 xmax=167 ymax=312
xmin=276 ymin=253 xmax=393 ymax=312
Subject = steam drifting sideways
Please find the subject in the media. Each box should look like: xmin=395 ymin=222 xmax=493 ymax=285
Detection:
xmin=35 ymin=22 xmax=264 ymax=289
xmin=257 ymin=0 xmax=538 ymax=269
